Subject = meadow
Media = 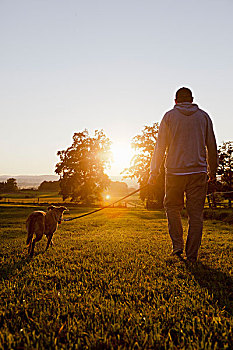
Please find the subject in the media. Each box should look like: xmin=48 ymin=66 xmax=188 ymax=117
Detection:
xmin=0 ymin=203 xmax=233 ymax=349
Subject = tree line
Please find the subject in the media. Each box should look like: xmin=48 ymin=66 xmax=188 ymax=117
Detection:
xmin=1 ymin=126 xmax=232 ymax=208
xmin=54 ymin=126 xmax=232 ymax=207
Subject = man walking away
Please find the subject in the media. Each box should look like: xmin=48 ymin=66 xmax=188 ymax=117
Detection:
xmin=149 ymin=87 xmax=218 ymax=263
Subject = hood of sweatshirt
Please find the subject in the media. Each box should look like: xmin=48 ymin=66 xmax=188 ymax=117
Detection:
xmin=174 ymin=102 xmax=199 ymax=116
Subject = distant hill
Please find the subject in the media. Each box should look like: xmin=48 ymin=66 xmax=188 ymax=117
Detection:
xmin=0 ymin=175 xmax=59 ymax=189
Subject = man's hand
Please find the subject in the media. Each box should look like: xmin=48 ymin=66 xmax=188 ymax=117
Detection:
xmin=148 ymin=173 xmax=159 ymax=186
xmin=208 ymin=173 xmax=216 ymax=183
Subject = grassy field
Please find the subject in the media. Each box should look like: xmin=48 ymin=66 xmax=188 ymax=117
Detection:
xmin=0 ymin=205 xmax=233 ymax=349
xmin=0 ymin=191 xmax=63 ymax=204
xmin=0 ymin=191 xmax=142 ymax=208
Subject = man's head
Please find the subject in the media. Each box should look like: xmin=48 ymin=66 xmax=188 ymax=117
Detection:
xmin=175 ymin=87 xmax=193 ymax=104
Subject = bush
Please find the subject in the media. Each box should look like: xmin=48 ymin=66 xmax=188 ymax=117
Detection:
xmin=182 ymin=208 xmax=232 ymax=224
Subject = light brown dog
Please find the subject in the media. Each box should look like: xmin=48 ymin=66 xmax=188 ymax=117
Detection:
xmin=26 ymin=205 xmax=67 ymax=257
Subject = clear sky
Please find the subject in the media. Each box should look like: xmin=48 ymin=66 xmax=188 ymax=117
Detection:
xmin=1 ymin=0 xmax=232 ymax=177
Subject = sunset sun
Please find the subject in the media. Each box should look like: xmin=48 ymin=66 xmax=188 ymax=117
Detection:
xmin=110 ymin=142 xmax=134 ymax=176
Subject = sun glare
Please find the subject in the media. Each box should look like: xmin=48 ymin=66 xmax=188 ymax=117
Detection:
xmin=110 ymin=143 xmax=134 ymax=175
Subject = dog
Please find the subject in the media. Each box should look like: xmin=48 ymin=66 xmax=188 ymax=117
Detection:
xmin=26 ymin=205 xmax=67 ymax=257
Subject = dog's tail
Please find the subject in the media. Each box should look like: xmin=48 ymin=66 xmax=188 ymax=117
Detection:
xmin=26 ymin=215 xmax=35 ymax=245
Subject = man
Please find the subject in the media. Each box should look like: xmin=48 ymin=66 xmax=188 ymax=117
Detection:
xmin=149 ymin=87 xmax=218 ymax=262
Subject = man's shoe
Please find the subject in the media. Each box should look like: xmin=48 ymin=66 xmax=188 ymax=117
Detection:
xmin=171 ymin=250 xmax=184 ymax=261
xmin=172 ymin=250 xmax=183 ymax=257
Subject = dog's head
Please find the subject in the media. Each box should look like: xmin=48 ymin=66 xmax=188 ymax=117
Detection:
xmin=47 ymin=206 xmax=68 ymax=224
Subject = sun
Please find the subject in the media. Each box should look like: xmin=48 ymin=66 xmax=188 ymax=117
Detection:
xmin=110 ymin=142 xmax=134 ymax=176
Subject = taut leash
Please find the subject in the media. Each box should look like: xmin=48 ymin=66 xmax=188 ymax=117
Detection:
xmin=63 ymin=184 xmax=148 ymax=222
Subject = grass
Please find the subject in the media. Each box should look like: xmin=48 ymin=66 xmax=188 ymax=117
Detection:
xmin=0 ymin=205 xmax=233 ymax=349
xmin=0 ymin=191 xmax=62 ymax=205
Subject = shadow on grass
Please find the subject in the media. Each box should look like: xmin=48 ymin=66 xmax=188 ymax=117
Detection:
xmin=187 ymin=262 xmax=233 ymax=316
xmin=0 ymin=251 xmax=42 ymax=281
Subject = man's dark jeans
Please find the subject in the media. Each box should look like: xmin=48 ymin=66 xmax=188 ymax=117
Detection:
xmin=164 ymin=173 xmax=207 ymax=261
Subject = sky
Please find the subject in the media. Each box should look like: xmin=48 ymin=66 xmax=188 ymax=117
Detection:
xmin=1 ymin=0 xmax=233 ymax=177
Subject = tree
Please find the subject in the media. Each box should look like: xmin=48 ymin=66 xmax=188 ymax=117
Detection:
xmin=218 ymin=141 xmax=233 ymax=188
xmin=107 ymin=181 xmax=129 ymax=196
xmin=0 ymin=182 xmax=5 ymax=193
xmin=38 ymin=181 xmax=60 ymax=192
xmin=0 ymin=178 xmax=19 ymax=193
xmin=217 ymin=141 xmax=233 ymax=207
xmin=55 ymin=129 xmax=111 ymax=204
xmin=123 ymin=123 xmax=165 ymax=208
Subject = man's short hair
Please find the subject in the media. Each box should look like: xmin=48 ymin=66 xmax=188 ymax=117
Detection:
xmin=175 ymin=87 xmax=193 ymax=103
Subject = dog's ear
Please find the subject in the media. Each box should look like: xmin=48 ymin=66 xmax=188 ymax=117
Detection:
xmin=59 ymin=206 xmax=68 ymax=212
xmin=47 ymin=205 xmax=56 ymax=211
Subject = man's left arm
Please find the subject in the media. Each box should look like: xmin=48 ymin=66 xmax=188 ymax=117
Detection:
xmin=206 ymin=116 xmax=219 ymax=180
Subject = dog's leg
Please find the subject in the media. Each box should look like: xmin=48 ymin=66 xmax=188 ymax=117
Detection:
xmin=30 ymin=239 xmax=36 ymax=257
xmin=30 ymin=234 xmax=43 ymax=257
xmin=45 ymin=234 xmax=53 ymax=251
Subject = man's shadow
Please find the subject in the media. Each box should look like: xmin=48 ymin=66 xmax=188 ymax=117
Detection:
xmin=187 ymin=262 xmax=233 ymax=316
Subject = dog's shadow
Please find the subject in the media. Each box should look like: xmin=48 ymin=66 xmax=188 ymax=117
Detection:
xmin=187 ymin=262 xmax=233 ymax=316
xmin=0 ymin=251 xmax=42 ymax=281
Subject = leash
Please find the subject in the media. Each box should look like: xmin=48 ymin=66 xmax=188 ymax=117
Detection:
xmin=63 ymin=184 xmax=148 ymax=222
xmin=62 ymin=183 xmax=232 ymax=222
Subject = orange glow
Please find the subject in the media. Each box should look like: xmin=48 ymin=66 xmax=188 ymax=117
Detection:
xmin=110 ymin=143 xmax=134 ymax=175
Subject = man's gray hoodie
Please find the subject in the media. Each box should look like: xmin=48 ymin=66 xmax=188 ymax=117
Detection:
xmin=150 ymin=102 xmax=218 ymax=176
